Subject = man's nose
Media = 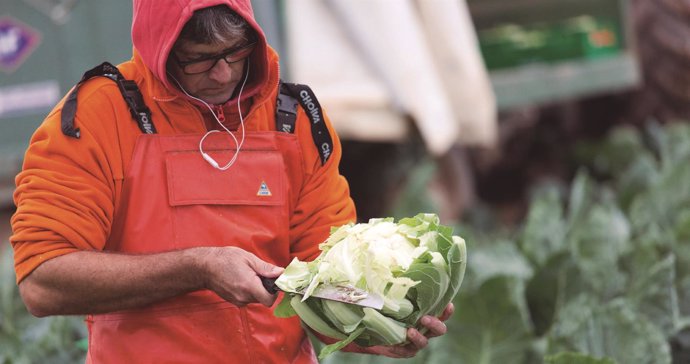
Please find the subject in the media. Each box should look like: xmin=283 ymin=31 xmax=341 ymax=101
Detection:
xmin=207 ymin=58 xmax=233 ymax=82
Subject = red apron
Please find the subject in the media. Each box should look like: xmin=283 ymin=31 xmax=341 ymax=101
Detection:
xmin=85 ymin=131 xmax=317 ymax=363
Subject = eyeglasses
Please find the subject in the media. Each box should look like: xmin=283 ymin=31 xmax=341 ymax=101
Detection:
xmin=172 ymin=42 xmax=257 ymax=75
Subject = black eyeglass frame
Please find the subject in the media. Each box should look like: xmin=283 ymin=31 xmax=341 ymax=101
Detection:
xmin=172 ymin=42 xmax=257 ymax=75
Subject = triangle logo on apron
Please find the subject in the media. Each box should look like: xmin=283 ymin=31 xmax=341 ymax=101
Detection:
xmin=257 ymin=181 xmax=272 ymax=197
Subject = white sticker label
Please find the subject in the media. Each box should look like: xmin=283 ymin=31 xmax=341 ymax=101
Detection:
xmin=0 ymin=80 xmax=60 ymax=119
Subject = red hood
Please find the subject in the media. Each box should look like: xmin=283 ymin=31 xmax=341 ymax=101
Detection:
xmin=131 ymin=0 xmax=269 ymax=103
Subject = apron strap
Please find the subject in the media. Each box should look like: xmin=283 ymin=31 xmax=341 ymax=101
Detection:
xmin=275 ymin=81 xmax=299 ymax=134
xmin=61 ymin=62 xmax=157 ymax=138
xmin=276 ymin=80 xmax=334 ymax=166
xmin=62 ymin=69 xmax=332 ymax=166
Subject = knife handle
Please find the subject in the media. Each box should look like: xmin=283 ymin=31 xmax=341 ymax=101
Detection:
xmin=260 ymin=276 xmax=278 ymax=294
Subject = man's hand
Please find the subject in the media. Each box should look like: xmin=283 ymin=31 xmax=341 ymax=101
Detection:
xmin=359 ymin=303 xmax=454 ymax=358
xmin=201 ymin=246 xmax=284 ymax=307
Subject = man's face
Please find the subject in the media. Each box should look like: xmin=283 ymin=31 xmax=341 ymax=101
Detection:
xmin=169 ymin=38 xmax=253 ymax=105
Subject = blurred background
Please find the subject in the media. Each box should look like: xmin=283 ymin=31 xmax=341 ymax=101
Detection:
xmin=1 ymin=0 xmax=690 ymax=363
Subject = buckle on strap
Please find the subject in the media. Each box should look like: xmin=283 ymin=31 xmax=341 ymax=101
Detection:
xmin=277 ymin=92 xmax=298 ymax=116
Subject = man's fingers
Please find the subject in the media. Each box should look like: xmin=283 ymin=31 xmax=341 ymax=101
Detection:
xmin=439 ymin=302 xmax=455 ymax=322
xmin=390 ymin=346 xmax=418 ymax=359
xmin=236 ymin=254 xmax=281 ymax=306
xmin=363 ymin=304 xmax=456 ymax=359
xmin=249 ymin=274 xmax=280 ymax=307
xmin=420 ymin=316 xmax=447 ymax=338
xmin=256 ymin=291 xmax=278 ymax=307
xmin=407 ymin=328 xmax=429 ymax=350
xmin=243 ymin=252 xmax=283 ymax=305
xmin=367 ymin=344 xmax=417 ymax=359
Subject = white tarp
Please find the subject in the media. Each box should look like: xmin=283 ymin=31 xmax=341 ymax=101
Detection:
xmin=285 ymin=0 xmax=497 ymax=155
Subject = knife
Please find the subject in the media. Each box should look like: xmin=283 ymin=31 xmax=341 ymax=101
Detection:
xmin=260 ymin=276 xmax=384 ymax=310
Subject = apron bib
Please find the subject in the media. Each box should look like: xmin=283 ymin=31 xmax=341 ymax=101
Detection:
xmin=85 ymin=131 xmax=316 ymax=364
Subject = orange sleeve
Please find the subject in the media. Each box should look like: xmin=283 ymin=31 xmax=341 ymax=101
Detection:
xmin=10 ymin=81 xmax=126 ymax=283
xmin=288 ymin=107 xmax=356 ymax=262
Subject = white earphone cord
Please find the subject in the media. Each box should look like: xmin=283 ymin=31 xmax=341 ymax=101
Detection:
xmin=169 ymin=62 xmax=250 ymax=171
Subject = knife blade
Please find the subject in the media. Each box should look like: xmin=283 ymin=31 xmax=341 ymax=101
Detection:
xmin=260 ymin=276 xmax=384 ymax=310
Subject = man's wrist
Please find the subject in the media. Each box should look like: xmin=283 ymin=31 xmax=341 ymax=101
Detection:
xmin=182 ymin=247 xmax=213 ymax=290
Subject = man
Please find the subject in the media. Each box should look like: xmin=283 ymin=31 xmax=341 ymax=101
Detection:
xmin=11 ymin=1 xmax=452 ymax=362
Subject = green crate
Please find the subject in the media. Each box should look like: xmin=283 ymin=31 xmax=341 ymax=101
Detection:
xmin=479 ymin=15 xmax=623 ymax=70
xmin=540 ymin=16 xmax=621 ymax=62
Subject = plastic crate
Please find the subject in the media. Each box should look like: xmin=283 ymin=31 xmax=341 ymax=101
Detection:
xmin=479 ymin=15 xmax=623 ymax=70
xmin=468 ymin=0 xmax=639 ymax=110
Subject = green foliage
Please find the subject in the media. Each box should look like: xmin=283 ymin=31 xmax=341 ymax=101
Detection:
xmin=324 ymin=122 xmax=689 ymax=364
xmin=548 ymin=296 xmax=670 ymax=363
xmin=0 ymin=246 xmax=86 ymax=364
xmin=443 ymin=276 xmax=534 ymax=364
xmin=545 ymin=352 xmax=616 ymax=364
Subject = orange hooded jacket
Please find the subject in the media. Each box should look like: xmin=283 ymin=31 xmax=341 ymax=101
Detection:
xmin=10 ymin=0 xmax=355 ymax=310
xmin=11 ymin=0 xmax=355 ymax=298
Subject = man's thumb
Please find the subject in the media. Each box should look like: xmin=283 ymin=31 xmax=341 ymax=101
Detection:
xmin=250 ymin=256 xmax=283 ymax=277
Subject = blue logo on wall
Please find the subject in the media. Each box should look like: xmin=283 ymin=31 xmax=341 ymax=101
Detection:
xmin=0 ymin=17 xmax=41 ymax=73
